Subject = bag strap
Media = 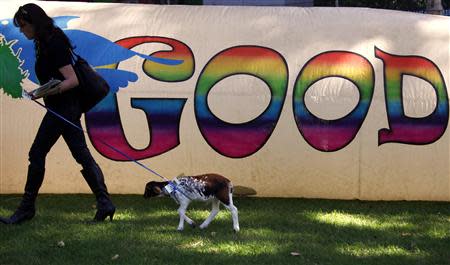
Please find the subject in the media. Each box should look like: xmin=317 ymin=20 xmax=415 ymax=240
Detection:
xmin=69 ymin=49 xmax=81 ymax=65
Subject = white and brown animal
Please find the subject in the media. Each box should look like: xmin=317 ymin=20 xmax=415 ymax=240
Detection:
xmin=144 ymin=174 xmax=240 ymax=232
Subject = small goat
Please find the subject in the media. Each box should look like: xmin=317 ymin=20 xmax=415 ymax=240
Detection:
xmin=144 ymin=173 xmax=240 ymax=232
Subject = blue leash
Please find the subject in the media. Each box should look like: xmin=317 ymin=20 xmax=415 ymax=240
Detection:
xmin=32 ymin=99 xmax=168 ymax=181
xmin=32 ymin=99 xmax=192 ymax=201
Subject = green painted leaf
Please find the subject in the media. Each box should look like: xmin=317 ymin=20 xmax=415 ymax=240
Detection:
xmin=0 ymin=34 xmax=28 ymax=99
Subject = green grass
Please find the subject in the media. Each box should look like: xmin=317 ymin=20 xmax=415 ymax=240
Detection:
xmin=1 ymin=195 xmax=449 ymax=265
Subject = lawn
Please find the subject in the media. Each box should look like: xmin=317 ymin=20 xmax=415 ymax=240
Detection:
xmin=0 ymin=195 xmax=449 ymax=265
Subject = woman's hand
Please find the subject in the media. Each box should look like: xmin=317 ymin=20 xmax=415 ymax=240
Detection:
xmin=23 ymin=88 xmax=38 ymax=100
xmin=28 ymin=91 xmax=38 ymax=100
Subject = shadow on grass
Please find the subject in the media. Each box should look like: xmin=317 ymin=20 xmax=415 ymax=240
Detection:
xmin=0 ymin=195 xmax=449 ymax=265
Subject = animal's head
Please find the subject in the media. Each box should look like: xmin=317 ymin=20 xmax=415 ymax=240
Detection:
xmin=144 ymin=181 xmax=168 ymax=198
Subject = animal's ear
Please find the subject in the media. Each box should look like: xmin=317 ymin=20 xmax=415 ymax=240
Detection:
xmin=153 ymin=186 xmax=162 ymax=194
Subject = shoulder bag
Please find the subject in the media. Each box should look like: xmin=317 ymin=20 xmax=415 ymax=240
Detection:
xmin=71 ymin=51 xmax=110 ymax=113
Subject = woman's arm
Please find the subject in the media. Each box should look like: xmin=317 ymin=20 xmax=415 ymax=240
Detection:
xmin=55 ymin=64 xmax=79 ymax=94
xmin=29 ymin=65 xmax=78 ymax=99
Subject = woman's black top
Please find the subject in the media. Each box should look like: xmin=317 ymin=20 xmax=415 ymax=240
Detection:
xmin=35 ymin=31 xmax=80 ymax=113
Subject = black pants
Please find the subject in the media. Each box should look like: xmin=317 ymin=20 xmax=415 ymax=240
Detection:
xmin=25 ymin=102 xmax=98 ymax=197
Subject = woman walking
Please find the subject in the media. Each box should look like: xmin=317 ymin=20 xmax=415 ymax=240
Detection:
xmin=0 ymin=3 xmax=115 ymax=224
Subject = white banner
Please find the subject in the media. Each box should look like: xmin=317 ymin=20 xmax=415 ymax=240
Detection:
xmin=1 ymin=1 xmax=449 ymax=200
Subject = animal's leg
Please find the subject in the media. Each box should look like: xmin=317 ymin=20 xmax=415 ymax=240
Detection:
xmin=177 ymin=204 xmax=188 ymax=231
xmin=177 ymin=203 xmax=195 ymax=231
xmin=223 ymin=193 xmax=240 ymax=232
xmin=199 ymin=199 xmax=220 ymax=229
xmin=183 ymin=213 xmax=196 ymax=228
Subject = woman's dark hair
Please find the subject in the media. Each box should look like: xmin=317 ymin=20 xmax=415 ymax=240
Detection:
xmin=13 ymin=3 xmax=73 ymax=53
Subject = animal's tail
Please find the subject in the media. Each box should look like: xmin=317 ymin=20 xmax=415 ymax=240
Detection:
xmin=227 ymin=181 xmax=234 ymax=194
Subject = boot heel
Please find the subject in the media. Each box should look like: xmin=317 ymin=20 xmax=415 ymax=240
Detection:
xmin=109 ymin=209 xmax=115 ymax=221
xmin=93 ymin=206 xmax=116 ymax=222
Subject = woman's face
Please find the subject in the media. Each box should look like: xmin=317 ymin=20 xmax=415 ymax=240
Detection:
xmin=18 ymin=19 xmax=35 ymax=40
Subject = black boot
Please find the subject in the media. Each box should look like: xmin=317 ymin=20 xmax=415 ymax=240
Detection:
xmin=0 ymin=192 xmax=36 ymax=225
xmin=1 ymin=165 xmax=43 ymax=225
xmin=81 ymin=164 xmax=115 ymax=222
